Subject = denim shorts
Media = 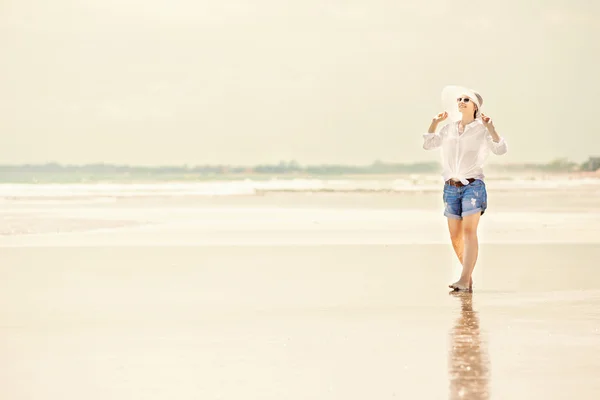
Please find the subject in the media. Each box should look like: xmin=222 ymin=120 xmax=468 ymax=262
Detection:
xmin=442 ymin=179 xmax=487 ymax=220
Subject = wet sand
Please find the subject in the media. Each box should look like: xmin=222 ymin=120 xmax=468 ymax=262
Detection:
xmin=1 ymin=244 xmax=599 ymax=399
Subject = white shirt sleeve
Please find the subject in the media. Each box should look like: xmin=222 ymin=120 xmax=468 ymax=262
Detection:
xmin=485 ymin=131 xmax=508 ymax=155
xmin=422 ymin=124 xmax=447 ymax=150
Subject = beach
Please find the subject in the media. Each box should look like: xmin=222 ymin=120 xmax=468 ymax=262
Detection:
xmin=1 ymin=178 xmax=600 ymax=399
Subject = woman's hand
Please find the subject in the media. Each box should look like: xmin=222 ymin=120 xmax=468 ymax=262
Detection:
xmin=481 ymin=113 xmax=494 ymax=130
xmin=482 ymin=113 xmax=501 ymax=142
xmin=428 ymin=111 xmax=447 ymax=134
xmin=432 ymin=111 xmax=448 ymax=123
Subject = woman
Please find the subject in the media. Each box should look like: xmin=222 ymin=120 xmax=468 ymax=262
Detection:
xmin=422 ymin=85 xmax=508 ymax=292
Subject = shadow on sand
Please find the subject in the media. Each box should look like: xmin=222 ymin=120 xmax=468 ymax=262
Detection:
xmin=448 ymin=292 xmax=491 ymax=399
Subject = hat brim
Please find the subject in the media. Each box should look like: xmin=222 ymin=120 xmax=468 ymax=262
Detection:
xmin=441 ymin=85 xmax=481 ymax=122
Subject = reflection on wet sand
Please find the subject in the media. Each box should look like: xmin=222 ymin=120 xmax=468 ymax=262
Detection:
xmin=449 ymin=292 xmax=490 ymax=400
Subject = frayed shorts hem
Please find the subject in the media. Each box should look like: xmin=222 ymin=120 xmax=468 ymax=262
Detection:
xmin=444 ymin=211 xmax=463 ymax=220
xmin=444 ymin=208 xmax=484 ymax=220
xmin=462 ymin=208 xmax=484 ymax=217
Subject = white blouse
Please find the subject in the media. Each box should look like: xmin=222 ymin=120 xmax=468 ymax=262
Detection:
xmin=423 ymin=119 xmax=508 ymax=184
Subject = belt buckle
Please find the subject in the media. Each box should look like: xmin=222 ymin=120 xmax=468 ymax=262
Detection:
xmin=448 ymin=178 xmax=474 ymax=187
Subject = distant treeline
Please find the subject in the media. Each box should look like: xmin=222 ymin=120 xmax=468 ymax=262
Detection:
xmin=0 ymin=160 xmax=441 ymax=174
xmin=0 ymin=157 xmax=598 ymax=182
xmin=487 ymin=157 xmax=600 ymax=173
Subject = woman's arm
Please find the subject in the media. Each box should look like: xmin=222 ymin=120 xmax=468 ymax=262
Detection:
xmin=423 ymin=112 xmax=448 ymax=150
xmin=482 ymin=114 xmax=508 ymax=155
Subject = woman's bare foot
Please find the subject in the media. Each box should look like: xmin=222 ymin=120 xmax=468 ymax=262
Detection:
xmin=449 ymin=281 xmax=469 ymax=290
xmin=449 ymin=277 xmax=473 ymax=292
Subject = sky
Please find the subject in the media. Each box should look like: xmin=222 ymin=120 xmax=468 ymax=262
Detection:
xmin=1 ymin=0 xmax=599 ymax=166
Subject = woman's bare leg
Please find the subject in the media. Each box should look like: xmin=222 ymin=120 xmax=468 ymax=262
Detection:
xmin=453 ymin=213 xmax=481 ymax=288
xmin=447 ymin=218 xmax=464 ymax=264
xmin=447 ymin=218 xmax=473 ymax=289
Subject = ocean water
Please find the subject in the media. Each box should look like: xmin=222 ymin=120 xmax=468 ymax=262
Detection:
xmin=1 ymin=175 xmax=599 ymax=200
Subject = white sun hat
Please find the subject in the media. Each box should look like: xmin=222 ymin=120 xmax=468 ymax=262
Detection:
xmin=441 ymin=85 xmax=483 ymax=122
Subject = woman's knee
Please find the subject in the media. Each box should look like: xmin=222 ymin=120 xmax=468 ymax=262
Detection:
xmin=461 ymin=213 xmax=481 ymax=239
xmin=462 ymin=226 xmax=478 ymax=239
xmin=449 ymin=229 xmax=463 ymax=244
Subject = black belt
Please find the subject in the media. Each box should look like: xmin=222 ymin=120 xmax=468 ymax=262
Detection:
xmin=445 ymin=178 xmax=475 ymax=187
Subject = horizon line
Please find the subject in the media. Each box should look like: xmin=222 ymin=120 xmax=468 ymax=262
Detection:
xmin=0 ymin=157 xmax=596 ymax=168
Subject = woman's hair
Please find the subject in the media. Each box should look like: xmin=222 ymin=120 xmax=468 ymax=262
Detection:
xmin=474 ymin=93 xmax=483 ymax=119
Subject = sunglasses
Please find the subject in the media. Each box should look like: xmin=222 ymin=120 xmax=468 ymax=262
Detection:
xmin=456 ymin=97 xmax=472 ymax=103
